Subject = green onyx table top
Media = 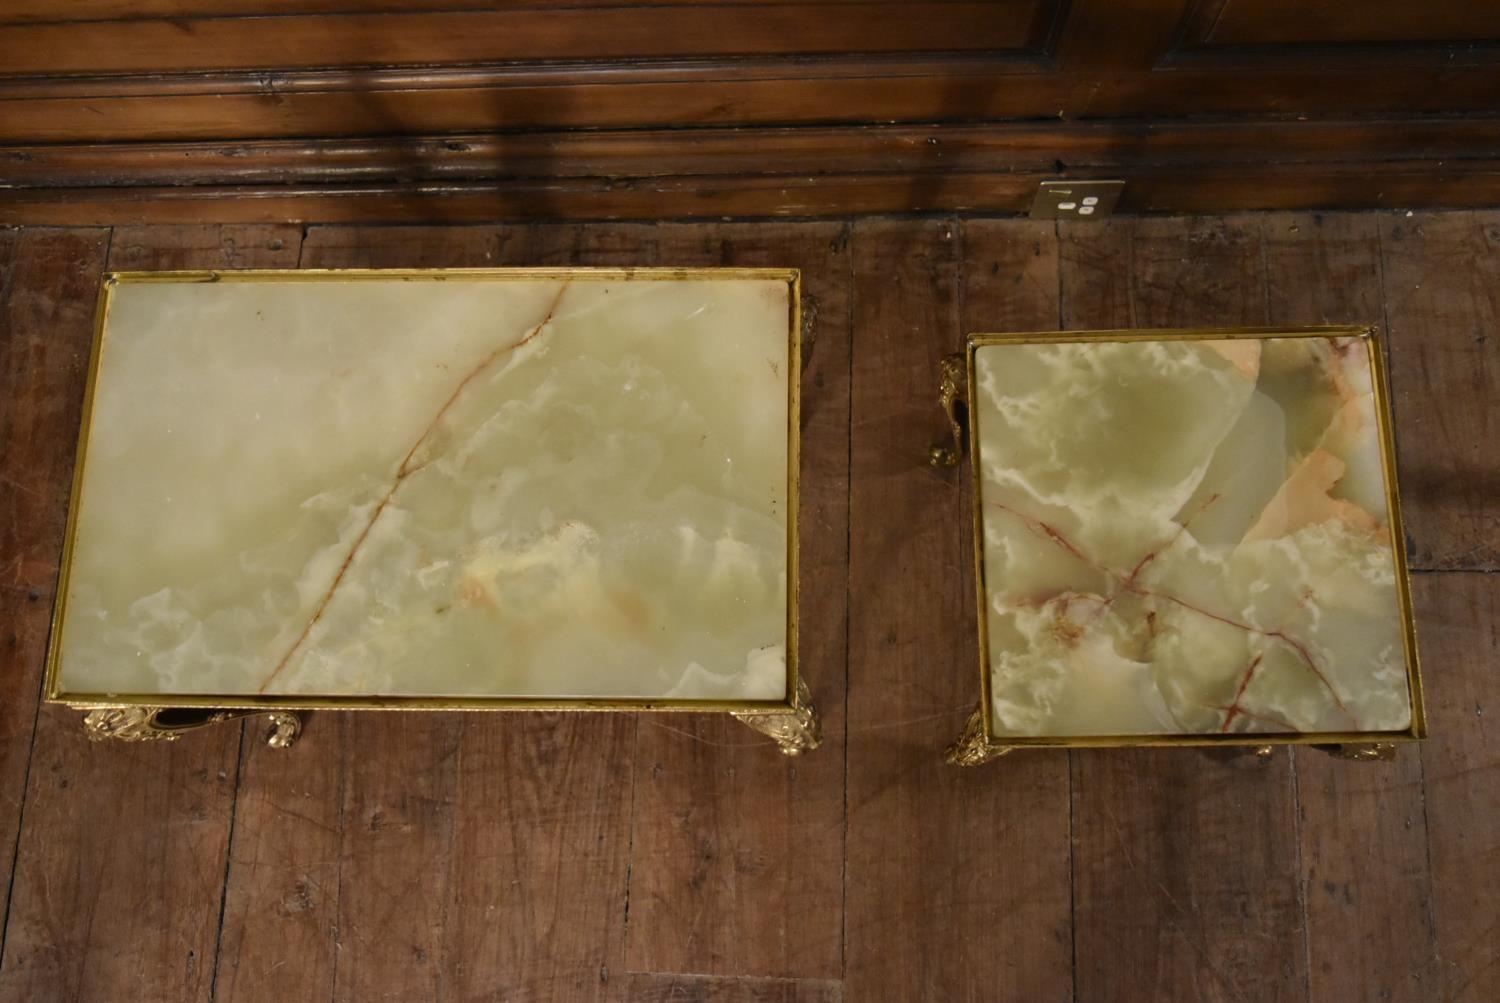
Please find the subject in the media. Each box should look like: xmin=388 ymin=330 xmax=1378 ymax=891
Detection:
xmin=971 ymin=330 xmax=1420 ymax=742
xmin=50 ymin=270 xmax=797 ymax=708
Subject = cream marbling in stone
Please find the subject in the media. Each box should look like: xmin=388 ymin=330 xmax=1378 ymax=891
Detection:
xmin=57 ymin=273 xmax=793 ymax=702
xmin=973 ymin=333 xmax=1413 ymax=738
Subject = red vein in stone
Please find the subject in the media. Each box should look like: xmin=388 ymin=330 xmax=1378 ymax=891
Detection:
xmin=1220 ymin=655 xmax=1264 ymax=732
xmin=1129 ymin=585 xmax=1355 ymax=724
xmin=1265 ymin=629 xmax=1354 ymax=721
xmin=255 ymin=284 xmax=569 ymax=693
xmin=987 ymin=495 xmax=1357 ymax=726
xmin=1203 ymin=702 xmax=1300 ymax=734
xmin=1122 ymin=492 xmax=1221 ymax=589
xmin=1129 ymin=587 xmax=1258 ymax=633
xmin=985 ymin=500 xmax=1095 ymax=567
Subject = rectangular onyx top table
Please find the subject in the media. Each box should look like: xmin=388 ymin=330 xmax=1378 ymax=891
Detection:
xmin=47 ymin=269 xmax=818 ymax=751
xmin=950 ymin=327 xmax=1423 ymax=761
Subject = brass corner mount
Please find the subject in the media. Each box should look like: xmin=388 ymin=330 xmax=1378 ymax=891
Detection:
xmin=929 ymin=353 xmax=967 ymax=468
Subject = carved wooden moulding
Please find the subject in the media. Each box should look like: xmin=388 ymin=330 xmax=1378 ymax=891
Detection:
xmin=939 ymin=327 xmax=1423 ymax=765
xmin=46 ymin=268 xmax=819 ymax=755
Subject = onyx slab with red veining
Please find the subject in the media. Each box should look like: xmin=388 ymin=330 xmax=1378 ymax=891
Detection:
xmin=53 ymin=272 xmax=793 ymax=702
xmin=973 ymin=333 xmax=1415 ymax=739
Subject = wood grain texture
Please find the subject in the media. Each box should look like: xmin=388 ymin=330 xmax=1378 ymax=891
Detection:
xmin=1 ymin=0 xmax=951 ymax=18
xmin=0 ymin=229 xmax=30 ymax=956
xmin=1061 ymin=216 xmax=1309 ymax=1003
xmin=0 ymin=71 xmax=1078 ymax=147
xmin=0 ymin=228 xmax=110 ymax=996
xmin=298 ymin=224 xmax=536 ymax=269
xmin=1195 ymin=0 xmax=1500 ymax=46
xmin=11 ymin=120 xmax=1500 ymax=191
xmin=108 ymin=223 xmax=302 ymax=272
xmin=13 ymin=159 xmax=1500 ymax=227
xmin=333 ymin=715 xmax=464 ymax=1002
xmin=1259 ymin=213 xmax=1441 ymax=1003
xmin=0 ymin=717 xmax=240 ymax=1003
xmin=213 ymin=716 xmax=345 ymax=1002
xmin=447 ymin=714 xmax=635 ymax=1002
xmin=1378 ymin=211 xmax=1500 ymax=571
xmin=623 ymin=223 xmax=848 ymax=980
xmin=1414 ymin=573 xmax=1500 ymax=1003
xmin=610 ymin=973 xmax=843 ymax=1003
xmin=843 ymin=218 xmax=1072 ymax=1002
xmin=14 ymin=164 xmax=1500 ymax=226
xmin=0 ymin=5 xmax=1029 ymax=76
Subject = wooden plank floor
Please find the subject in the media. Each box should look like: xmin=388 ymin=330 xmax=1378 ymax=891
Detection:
xmin=0 ymin=213 xmax=1495 ymax=1003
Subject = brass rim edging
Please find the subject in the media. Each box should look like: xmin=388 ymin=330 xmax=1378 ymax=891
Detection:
xmin=45 ymin=268 xmax=813 ymax=745
xmin=950 ymin=326 xmax=1425 ymax=761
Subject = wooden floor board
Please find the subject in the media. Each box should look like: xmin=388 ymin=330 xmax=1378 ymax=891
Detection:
xmin=1378 ymin=211 xmax=1500 ymax=571
xmin=0 ymin=213 xmax=1493 ymax=1003
xmin=109 ymin=224 xmax=301 ymax=273
xmin=0 ymin=228 xmax=113 ymax=999
xmin=613 ymin=972 xmax=843 ymax=1003
xmin=842 ymin=218 xmax=1073 ymax=1003
xmin=1415 ymin=572 xmax=1500 ymax=1003
xmin=213 ymin=715 xmax=345 ymax=1002
xmin=0 ymin=226 xmax=32 ymax=963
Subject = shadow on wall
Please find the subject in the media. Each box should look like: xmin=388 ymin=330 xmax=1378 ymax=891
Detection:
xmin=329 ymin=65 xmax=569 ymax=224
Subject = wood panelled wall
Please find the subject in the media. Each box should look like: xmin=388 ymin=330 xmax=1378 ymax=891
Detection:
xmin=3 ymin=0 xmax=1500 ymax=221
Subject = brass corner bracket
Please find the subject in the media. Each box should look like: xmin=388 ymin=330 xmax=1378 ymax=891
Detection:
xmin=82 ymin=707 xmax=303 ymax=748
xmin=944 ymin=705 xmax=1012 ymax=766
xmin=929 ymin=353 xmax=968 ymax=468
xmin=732 ymin=677 xmax=823 ymax=756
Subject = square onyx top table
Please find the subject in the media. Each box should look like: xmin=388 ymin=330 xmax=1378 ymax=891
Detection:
xmin=942 ymin=327 xmax=1423 ymax=765
xmin=46 ymin=269 xmax=819 ymax=754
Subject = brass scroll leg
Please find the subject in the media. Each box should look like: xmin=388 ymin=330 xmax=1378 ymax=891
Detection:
xmin=944 ymin=705 xmax=1013 ymax=766
xmin=929 ymin=353 xmax=968 ymax=468
xmin=82 ymin=707 xmax=303 ymax=749
xmin=732 ymin=678 xmax=823 ymax=756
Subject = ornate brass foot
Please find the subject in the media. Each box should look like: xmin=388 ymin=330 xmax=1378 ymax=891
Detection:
xmin=262 ymin=713 xmax=304 ymax=749
xmin=944 ymin=705 xmax=1012 ymax=766
xmin=1317 ymin=741 xmax=1398 ymax=762
xmin=929 ymin=353 xmax=967 ymax=467
xmin=82 ymin=707 xmax=303 ymax=748
xmin=732 ymin=678 xmax=822 ymax=756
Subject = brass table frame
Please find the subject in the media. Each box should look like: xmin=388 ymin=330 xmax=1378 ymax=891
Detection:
xmin=933 ymin=326 xmax=1425 ymax=765
xmin=45 ymin=267 xmax=821 ymax=756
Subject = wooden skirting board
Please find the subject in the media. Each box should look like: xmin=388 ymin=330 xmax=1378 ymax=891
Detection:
xmin=5 ymin=117 xmax=1500 ymax=224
